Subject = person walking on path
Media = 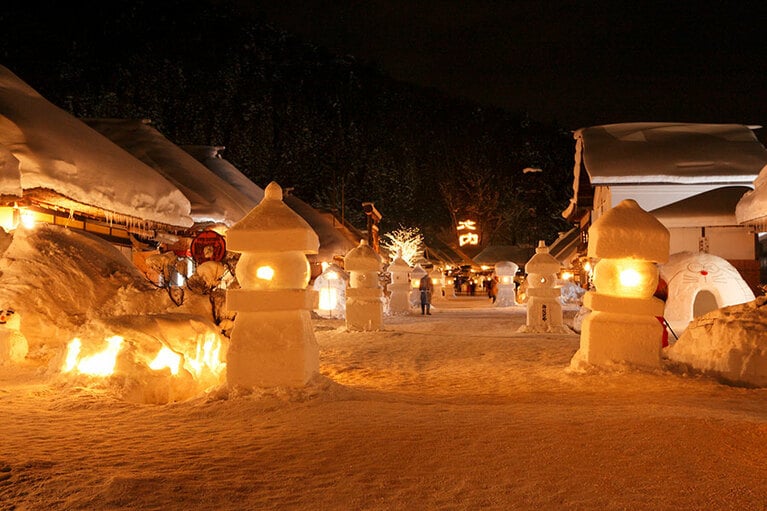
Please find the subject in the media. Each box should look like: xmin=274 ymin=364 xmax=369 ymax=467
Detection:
xmin=419 ymin=274 xmax=433 ymax=315
xmin=489 ymin=275 xmax=499 ymax=304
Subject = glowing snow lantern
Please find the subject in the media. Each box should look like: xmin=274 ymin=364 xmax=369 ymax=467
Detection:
xmin=494 ymin=260 xmax=519 ymax=307
xmin=573 ymin=199 xmax=670 ymax=369
xmin=518 ymin=241 xmax=569 ymax=333
xmin=313 ymin=263 xmax=348 ymax=318
xmin=429 ymin=267 xmax=444 ymax=301
xmin=226 ymin=182 xmax=320 ymax=388
xmin=344 ymin=239 xmax=383 ymax=331
xmin=409 ymin=263 xmax=428 ymax=308
xmin=387 ymin=252 xmax=411 ymax=314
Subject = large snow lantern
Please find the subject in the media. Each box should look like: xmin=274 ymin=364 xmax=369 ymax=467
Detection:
xmin=226 ymin=182 xmax=320 ymax=388
xmin=494 ymin=260 xmax=519 ymax=307
xmin=518 ymin=242 xmax=569 ymax=333
xmin=574 ymin=199 xmax=670 ymax=369
xmin=387 ymin=253 xmax=411 ymax=314
xmin=313 ymin=263 xmax=348 ymax=319
xmin=409 ymin=263 xmax=428 ymax=307
xmin=429 ymin=267 xmax=444 ymax=300
xmin=344 ymin=239 xmax=383 ymax=331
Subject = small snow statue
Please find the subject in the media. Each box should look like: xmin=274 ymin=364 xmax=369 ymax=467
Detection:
xmin=494 ymin=261 xmax=519 ymax=307
xmin=344 ymin=240 xmax=383 ymax=331
xmin=313 ymin=263 xmax=349 ymax=319
xmin=518 ymin=242 xmax=570 ymax=333
xmin=660 ymin=251 xmax=754 ymax=337
xmin=0 ymin=308 xmax=28 ymax=364
xmin=225 ymin=182 xmax=320 ymax=389
xmin=572 ymin=200 xmax=669 ymax=370
xmin=387 ymin=252 xmax=411 ymax=314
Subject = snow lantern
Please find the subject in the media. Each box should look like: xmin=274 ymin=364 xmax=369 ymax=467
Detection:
xmin=494 ymin=261 xmax=519 ymax=307
xmin=387 ymin=253 xmax=411 ymax=314
xmin=225 ymin=182 xmax=320 ymax=388
xmin=573 ymin=199 xmax=670 ymax=369
xmin=518 ymin=242 xmax=569 ymax=333
xmin=409 ymin=263 xmax=428 ymax=308
xmin=660 ymin=251 xmax=755 ymax=337
xmin=0 ymin=308 xmax=28 ymax=364
xmin=313 ymin=263 xmax=348 ymax=319
xmin=344 ymin=239 xmax=383 ymax=331
xmin=429 ymin=267 xmax=444 ymax=300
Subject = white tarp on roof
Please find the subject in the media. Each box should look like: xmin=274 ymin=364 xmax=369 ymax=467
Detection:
xmin=578 ymin=123 xmax=767 ymax=184
xmin=85 ymin=120 xmax=254 ymax=227
xmin=0 ymin=65 xmax=192 ymax=227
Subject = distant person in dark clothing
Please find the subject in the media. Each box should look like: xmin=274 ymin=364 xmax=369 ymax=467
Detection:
xmin=419 ymin=274 xmax=433 ymax=315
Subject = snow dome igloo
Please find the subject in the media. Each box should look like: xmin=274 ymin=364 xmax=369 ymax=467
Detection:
xmin=660 ymin=251 xmax=755 ymax=337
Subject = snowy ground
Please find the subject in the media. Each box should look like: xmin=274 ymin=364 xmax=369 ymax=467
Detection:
xmin=2 ymin=296 xmax=767 ymax=511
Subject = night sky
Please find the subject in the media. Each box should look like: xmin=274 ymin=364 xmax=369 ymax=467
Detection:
xmin=250 ymin=0 xmax=767 ymax=132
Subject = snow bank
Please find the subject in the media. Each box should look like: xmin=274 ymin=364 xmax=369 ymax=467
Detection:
xmin=668 ymin=296 xmax=767 ymax=387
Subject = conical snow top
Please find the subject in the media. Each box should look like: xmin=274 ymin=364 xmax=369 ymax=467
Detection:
xmin=345 ymin=239 xmax=382 ymax=272
xmin=588 ymin=199 xmax=669 ymax=262
xmin=226 ymin=181 xmax=319 ymax=254
xmin=525 ymin=240 xmax=560 ymax=275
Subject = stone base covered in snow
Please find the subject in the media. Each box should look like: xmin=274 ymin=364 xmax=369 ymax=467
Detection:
xmin=345 ymin=288 xmax=383 ymax=331
xmin=667 ymin=296 xmax=767 ymax=387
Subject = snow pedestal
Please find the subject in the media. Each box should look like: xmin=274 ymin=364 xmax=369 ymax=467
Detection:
xmin=225 ymin=182 xmax=320 ymax=389
xmin=344 ymin=240 xmax=383 ymax=331
xmin=313 ymin=263 xmax=348 ymax=319
xmin=494 ymin=261 xmax=519 ymax=307
xmin=518 ymin=242 xmax=569 ymax=333
xmin=573 ymin=200 xmax=670 ymax=369
xmin=429 ymin=267 xmax=444 ymax=300
xmin=387 ymin=256 xmax=411 ymax=314
xmin=409 ymin=264 xmax=428 ymax=308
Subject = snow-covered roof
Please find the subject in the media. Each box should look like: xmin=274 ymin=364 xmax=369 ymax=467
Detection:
xmin=0 ymin=66 xmax=193 ymax=227
xmin=182 ymin=145 xmax=265 ymax=206
xmin=85 ymin=120 xmax=255 ymax=227
xmin=651 ymin=186 xmax=750 ymax=228
xmin=735 ymin=163 xmax=767 ymax=228
xmin=578 ymin=123 xmax=767 ymax=185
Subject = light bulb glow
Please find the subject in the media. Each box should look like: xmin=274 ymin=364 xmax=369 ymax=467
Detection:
xmin=256 ymin=266 xmax=275 ymax=280
xmin=619 ymin=268 xmax=642 ymax=288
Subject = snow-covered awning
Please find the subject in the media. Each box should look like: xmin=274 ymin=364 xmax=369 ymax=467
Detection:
xmin=735 ymin=164 xmax=767 ymax=230
xmin=578 ymin=123 xmax=767 ymax=185
xmin=0 ymin=65 xmax=193 ymax=228
xmin=652 ymin=186 xmax=751 ymax=228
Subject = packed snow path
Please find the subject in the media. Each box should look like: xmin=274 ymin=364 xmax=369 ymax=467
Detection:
xmin=1 ymin=297 xmax=766 ymax=510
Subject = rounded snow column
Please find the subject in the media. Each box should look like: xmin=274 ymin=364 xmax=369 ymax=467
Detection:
xmin=409 ymin=264 xmax=428 ymax=307
xmin=429 ymin=267 xmax=444 ymax=300
xmin=225 ymin=182 xmax=320 ymax=389
xmin=494 ymin=261 xmax=519 ymax=307
xmin=313 ymin=263 xmax=348 ymax=319
xmin=518 ymin=242 xmax=568 ymax=332
xmin=344 ymin=240 xmax=383 ymax=331
xmin=575 ymin=199 xmax=670 ymax=369
xmin=387 ymin=256 xmax=411 ymax=314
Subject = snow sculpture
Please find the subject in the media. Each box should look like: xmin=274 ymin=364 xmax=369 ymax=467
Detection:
xmin=667 ymin=296 xmax=767 ymax=387
xmin=409 ymin=264 xmax=428 ymax=307
xmin=344 ymin=240 xmax=383 ymax=331
xmin=518 ymin=242 xmax=569 ymax=333
xmin=494 ymin=261 xmax=519 ymax=307
xmin=429 ymin=267 xmax=444 ymax=300
xmin=660 ymin=251 xmax=754 ymax=337
xmin=572 ymin=199 xmax=670 ymax=369
xmin=0 ymin=308 xmax=28 ymax=364
xmin=225 ymin=182 xmax=320 ymax=388
xmin=313 ymin=263 xmax=348 ymax=319
xmin=387 ymin=253 xmax=411 ymax=314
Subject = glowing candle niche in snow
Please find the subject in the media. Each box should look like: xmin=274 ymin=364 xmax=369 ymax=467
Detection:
xmin=226 ymin=182 xmax=320 ymax=388
xmin=572 ymin=199 xmax=670 ymax=370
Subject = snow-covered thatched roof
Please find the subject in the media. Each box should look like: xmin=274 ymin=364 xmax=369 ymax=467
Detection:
xmin=0 ymin=65 xmax=193 ymax=228
xmin=84 ymin=119 xmax=255 ymax=228
xmin=652 ymin=186 xmax=750 ymax=228
xmin=577 ymin=123 xmax=767 ymax=185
